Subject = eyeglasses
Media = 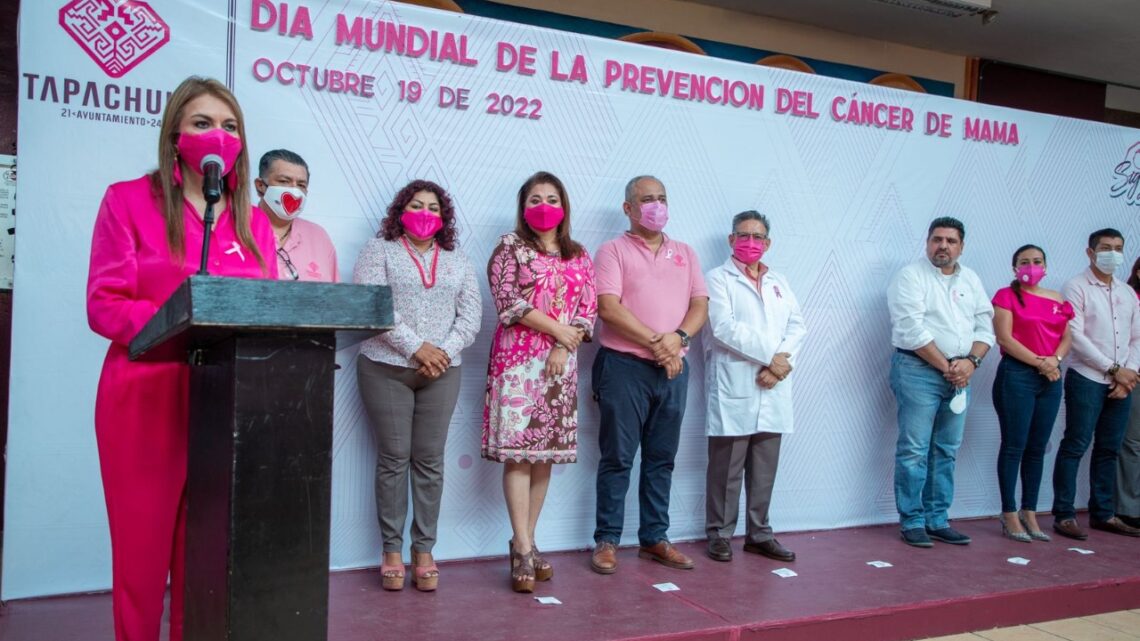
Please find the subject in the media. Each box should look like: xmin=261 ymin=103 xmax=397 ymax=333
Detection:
xmin=733 ymin=232 xmax=768 ymax=241
xmin=277 ymin=247 xmax=299 ymax=280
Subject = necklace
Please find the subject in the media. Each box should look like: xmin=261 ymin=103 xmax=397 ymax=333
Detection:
xmin=401 ymin=236 xmax=439 ymax=289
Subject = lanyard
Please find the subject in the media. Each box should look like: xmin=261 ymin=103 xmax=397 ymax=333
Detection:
xmin=401 ymin=236 xmax=440 ymax=289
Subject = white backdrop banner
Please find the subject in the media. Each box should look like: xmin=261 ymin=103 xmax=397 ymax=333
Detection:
xmin=7 ymin=0 xmax=1139 ymax=599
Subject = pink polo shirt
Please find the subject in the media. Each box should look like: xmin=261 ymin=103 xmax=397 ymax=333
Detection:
xmin=270 ymin=214 xmax=339 ymax=282
xmin=595 ymin=232 xmax=707 ymax=360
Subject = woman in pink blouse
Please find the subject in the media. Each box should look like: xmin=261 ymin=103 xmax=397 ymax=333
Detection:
xmin=991 ymin=244 xmax=1073 ymax=542
xmin=86 ymin=77 xmax=276 ymax=641
xmin=483 ymin=171 xmax=598 ymax=593
xmin=354 ymin=180 xmax=481 ymax=591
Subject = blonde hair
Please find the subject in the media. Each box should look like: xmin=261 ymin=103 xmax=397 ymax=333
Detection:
xmin=150 ymin=76 xmax=265 ymax=271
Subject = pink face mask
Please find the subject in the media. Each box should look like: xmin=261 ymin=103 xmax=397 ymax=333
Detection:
xmin=733 ymin=236 xmax=766 ymax=264
xmin=524 ymin=203 xmax=564 ymax=232
xmin=1016 ymin=264 xmax=1046 ymax=286
xmin=177 ymin=129 xmax=242 ymax=178
xmin=401 ymin=210 xmax=443 ymax=240
xmin=638 ymin=201 xmax=668 ymax=232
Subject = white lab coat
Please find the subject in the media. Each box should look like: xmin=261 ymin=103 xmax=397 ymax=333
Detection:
xmin=702 ymin=258 xmax=807 ymax=437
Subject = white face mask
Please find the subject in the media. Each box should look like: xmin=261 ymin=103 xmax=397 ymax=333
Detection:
xmin=949 ymin=389 xmax=967 ymax=415
xmin=1095 ymin=250 xmax=1125 ymax=275
xmin=261 ymin=185 xmax=306 ymax=220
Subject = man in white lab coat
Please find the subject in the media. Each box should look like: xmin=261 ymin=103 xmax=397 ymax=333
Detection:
xmin=703 ymin=211 xmax=806 ymax=562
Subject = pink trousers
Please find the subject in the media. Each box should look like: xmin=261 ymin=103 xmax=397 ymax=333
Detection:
xmin=95 ymin=344 xmax=189 ymax=641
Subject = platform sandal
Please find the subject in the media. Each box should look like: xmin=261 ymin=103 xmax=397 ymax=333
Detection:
xmin=509 ymin=540 xmax=535 ymax=593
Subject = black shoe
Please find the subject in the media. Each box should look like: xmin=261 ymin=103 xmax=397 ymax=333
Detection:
xmin=1117 ymin=514 xmax=1140 ymax=529
xmin=743 ymin=538 xmax=796 ymax=561
xmin=706 ymin=537 xmax=732 ymax=562
xmin=900 ymin=527 xmax=933 ymax=548
xmin=926 ymin=526 xmax=971 ymax=545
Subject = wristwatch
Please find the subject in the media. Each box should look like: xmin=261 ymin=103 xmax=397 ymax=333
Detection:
xmin=674 ymin=329 xmax=691 ymax=348
xmin=1108 ymin=363 xmax=1121 ymax=377
xmin=965 ymin=354 xmax=983 ymax=369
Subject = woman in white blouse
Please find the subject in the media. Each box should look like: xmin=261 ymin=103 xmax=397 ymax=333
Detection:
xmin=353 ymin=180 xmax=481 ymax=591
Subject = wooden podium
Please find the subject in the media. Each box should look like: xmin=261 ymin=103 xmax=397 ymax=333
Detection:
xmin=129 ymin=275 xmax=393 ymax=641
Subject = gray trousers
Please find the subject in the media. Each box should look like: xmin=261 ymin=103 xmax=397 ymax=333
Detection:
xmin=705 ymin=432 xmax=782 ymax=543
xmin=356 ymin=355 xmax=462 ymax=553
xmin=1118 ymin=391 xmax=1140 ymax=518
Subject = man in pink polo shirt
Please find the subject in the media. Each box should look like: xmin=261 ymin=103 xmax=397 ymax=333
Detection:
xmin=255 ymin=149 xmax=339 ymax=282
xmin=589 ymin=175 xmax=709 ymax=575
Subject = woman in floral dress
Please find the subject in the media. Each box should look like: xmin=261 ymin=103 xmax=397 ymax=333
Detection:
xmin=483 ymin=171 xmax=597 ymax=593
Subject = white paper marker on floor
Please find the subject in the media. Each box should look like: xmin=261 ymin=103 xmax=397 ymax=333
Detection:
xmin=866 ymin=560 xmax=893 ymax=568
xmin=1006 ymin=557 xmax=1030 ymax=565
xmin=772 ymin=568 xmax=798 ymax=578
xmin=653 ymin=582 xmax=680 ymax=592
xmin=1067 ymin=547 xmax=1095 ymax=555
xmin=535 ymin=596 xmax=562 ymax=605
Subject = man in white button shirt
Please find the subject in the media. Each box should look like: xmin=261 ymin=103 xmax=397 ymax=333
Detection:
xmin=887 ymin=217 xmax=994 ymax=548
xmin=1052 ymin=228 xmax=1140 ymax=540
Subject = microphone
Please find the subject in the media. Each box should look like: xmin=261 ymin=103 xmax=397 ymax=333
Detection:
xmin=198 ymin=153 xmax=224 ymax=275
xmin=200 ymin=153 xmax=224 ymax=205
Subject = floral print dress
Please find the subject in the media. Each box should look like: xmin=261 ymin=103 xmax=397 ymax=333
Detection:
xmin=482 ymin=233 xmax=598 ymax=463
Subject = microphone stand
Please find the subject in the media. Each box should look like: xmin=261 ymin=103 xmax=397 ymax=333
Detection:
xmin=198 ymin=162 xmax=223 ymax=275
xmin=198 ymin=201 xmax=216 ymax=276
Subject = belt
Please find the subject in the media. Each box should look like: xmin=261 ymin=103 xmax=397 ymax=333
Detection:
xmin=896 ymin=348 xmax=968 ymax=363
xmin=600 ymin=346 xmax=661 ymax=367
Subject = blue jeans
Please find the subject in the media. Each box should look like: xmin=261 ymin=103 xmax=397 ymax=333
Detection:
xmin=890 ymin=352 xmax=968 ymax=531
xmin=592 ymin=348 xmax=689 ymax=546
xmin=992 ymin=357 xmax=1063 ymax=513
xmin=1052 ymin=369 xmax=1132 ymax=521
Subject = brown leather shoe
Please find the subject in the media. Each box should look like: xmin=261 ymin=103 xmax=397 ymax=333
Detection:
xmin=1090 ymin=516 xmax=1140 ymax=537
xmin=743 ymin=538 xmax=796 ymax=562
xmin=590 ymin=542 xmax=618 ymax=575
xmin=1052 ymin=517 xmax=1088 ymax=540
xmin=638 ymin=541 xmax=694 ymax=569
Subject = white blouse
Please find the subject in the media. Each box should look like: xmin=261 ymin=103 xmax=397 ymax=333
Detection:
xmin=353 ymin=237 xmax=482 ymax=368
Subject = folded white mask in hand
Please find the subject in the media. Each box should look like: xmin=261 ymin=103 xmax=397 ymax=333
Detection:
xmin=949 ymin=389 xmax=967 ymax=415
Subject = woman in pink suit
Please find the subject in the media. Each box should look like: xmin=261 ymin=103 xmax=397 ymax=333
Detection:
xmin=86 ymin=76 xmax=276 ymax=641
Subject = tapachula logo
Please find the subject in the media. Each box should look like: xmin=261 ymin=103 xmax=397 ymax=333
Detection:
xmin=58 ymin=0 xmax=170 ymax=79
xmin=1111 ymin=142 xmax=1140 ymax=206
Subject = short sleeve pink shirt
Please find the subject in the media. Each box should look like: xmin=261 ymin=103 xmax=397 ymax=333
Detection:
xmin=595 ymin=233 xmax=708 ymax=360
xmin=273 ymin=214 xmax=339 ymax=282
xmin=992 ymin=287 xmax=1074 ymax=357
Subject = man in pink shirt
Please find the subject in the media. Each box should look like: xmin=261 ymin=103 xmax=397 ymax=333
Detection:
xmin=255 ymin=149 xmax=339 ymax=282
xmin=590 ymin=175 xmax=709 ymax=574
xmin=1053 ymin=228 xmax=1140 ymax=539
